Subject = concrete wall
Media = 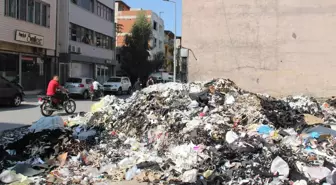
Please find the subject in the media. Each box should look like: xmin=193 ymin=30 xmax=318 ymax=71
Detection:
xmin=0 ymin=0 xmax=56 ymax=50
xmin=182 ymin=0 xmax=336 ymax=97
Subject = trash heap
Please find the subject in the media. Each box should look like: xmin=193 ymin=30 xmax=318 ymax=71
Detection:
xmin=1 ymin=78 xmax=336 ymax=185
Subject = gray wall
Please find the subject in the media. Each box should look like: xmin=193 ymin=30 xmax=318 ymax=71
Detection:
xmin=182 ymin=0 xmax=336 ymax=97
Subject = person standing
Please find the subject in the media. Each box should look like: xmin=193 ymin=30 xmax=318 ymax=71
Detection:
xmin=146 ymin=77 xmax=154 ymax=87
xmin=133 ymin=78 xmax=142 ymax=91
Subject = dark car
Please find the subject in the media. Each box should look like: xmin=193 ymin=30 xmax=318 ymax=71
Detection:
xmin=0 ymin=76 xmax=25 ymax=106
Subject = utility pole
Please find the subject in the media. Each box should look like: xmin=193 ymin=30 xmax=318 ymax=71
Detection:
xmin=163 ymin=0 xmax=177 ymax=82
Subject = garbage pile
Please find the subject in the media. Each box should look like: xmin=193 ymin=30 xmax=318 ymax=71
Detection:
xmin=1 ymin=78 xmax=336 ymax=185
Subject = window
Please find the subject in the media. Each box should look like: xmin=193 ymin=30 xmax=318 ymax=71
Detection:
xmin=27 ymin=0 xmax=34 ymax=22
xmin=66 ymin=78 xmax=82 ymax=83
xmin=153 ymin=21 xmax=157 ymax=30
xmin=19 ymin=0 xmax=27 ymax=21
xmin=34 ymin=2 xmax=40 ymax=25
xmin=153 ymin=38 xmax=157 ymax=48
xmin=107 ymin=78 xmax=121 ymax=82
xmin=80 ymin=0 xmax=93 ymax=12
xmin=96 ymin=33 xmax=101 ymax=47
xmin=96 ymin=2 xmax=114 ymax=22
xmin=97 ymin=3 xmax=101 ymax=16
xmin=41 ymin=4 xmax=47 ymax=26
xmin=69 ymin=23 xmax=77 ymax=41
xmin=86 ymin=79 xmax=93 ymax=84
xmin=5 ymin=0 xmax=17 ymax=18
xmin=4 ymin=0 xmax=49 ymax=27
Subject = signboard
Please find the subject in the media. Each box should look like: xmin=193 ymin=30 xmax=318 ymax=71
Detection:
xmin=15 ymin=30 xmax=44 ymax=46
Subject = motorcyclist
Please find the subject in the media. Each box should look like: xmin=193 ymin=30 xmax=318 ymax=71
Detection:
xmin=91 ymin=78 xmax=103 ymax=97
xmin=46 ymin=75 xmax=67 ymax=109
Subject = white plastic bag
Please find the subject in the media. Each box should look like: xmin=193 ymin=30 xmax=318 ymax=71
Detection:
xmin=293 ymin=180 xmax=308 ymax=185
xmin=125 ymin=166 xmax=141 ymax=181
xmin=225 ymin=131 xmax=239 ymax=144
xmin=225 ymin=94 xmax=235 ymax=105
xmin=270 ymin=156 xmax=289 ymax=177
xmin=182 ymin=169 xmax=198 ymax=183
xmin=29 ymin=116 xmax=64 ymax=133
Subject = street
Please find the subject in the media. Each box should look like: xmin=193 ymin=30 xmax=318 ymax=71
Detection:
xmin=0 ymin=96 xmax=93 ymax=132
xmin=0 ymin=95 xmax=129 ymax=132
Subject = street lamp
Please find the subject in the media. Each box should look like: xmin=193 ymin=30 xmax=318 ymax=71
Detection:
xmin=163 ymin=0 xmax=177 ymax=82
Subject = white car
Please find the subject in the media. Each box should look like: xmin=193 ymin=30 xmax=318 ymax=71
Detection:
xmin=103 ymin=77 xmax=132 ymax=95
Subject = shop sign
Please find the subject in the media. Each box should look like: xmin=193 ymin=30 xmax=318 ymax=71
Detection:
xmin=15 ymin=30 xmax=44 ymax=46
xmin=105 ymin=60 xmax=112 ymax=64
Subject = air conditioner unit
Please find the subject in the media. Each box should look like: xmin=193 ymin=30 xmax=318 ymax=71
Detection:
xmin=71 ymin=46 xmax=76 ymax=53
xmin=77 ymin=47 xmax=81 ymax=54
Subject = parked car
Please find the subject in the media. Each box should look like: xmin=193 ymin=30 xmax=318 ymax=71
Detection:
xmin=64 ymin=77 xmax=93 ymax=99
xmin=0 ymin=76 xmax=25 ymax=106
xmin=103 ymin=77 xmax=132 ymax=95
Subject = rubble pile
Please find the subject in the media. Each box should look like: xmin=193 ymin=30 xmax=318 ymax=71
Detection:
xmin=1 ymin=78 xmax=336 ymax=185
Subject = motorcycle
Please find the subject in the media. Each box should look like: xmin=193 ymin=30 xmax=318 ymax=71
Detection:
xmin=89 ymin=85 xmax=104 ymax=101
xmin=38 ymin=92 xmax=76 ymax=117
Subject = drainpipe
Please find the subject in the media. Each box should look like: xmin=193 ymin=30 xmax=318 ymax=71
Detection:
xmin=54 ymin=0 xmax=59 ymax=75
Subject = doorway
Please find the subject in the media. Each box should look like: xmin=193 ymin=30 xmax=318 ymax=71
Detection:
xmin=96 ymin=65 xmax=108 ymax=84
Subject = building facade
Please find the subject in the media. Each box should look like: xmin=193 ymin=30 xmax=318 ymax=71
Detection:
xmin=0 ymin=0 xmax=56 ymax=91
xmin=182 ymin=0 xmax=336 ymax=96
xmin=164 ymin=30 xmax=174 ymax=72
xmin=115 ymin=0 xmax=165 ymax=60
xmin=57 ymin=0 xmax=116 ymax=84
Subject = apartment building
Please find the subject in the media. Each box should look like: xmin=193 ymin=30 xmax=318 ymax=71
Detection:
xmin=57 ymin=0 xmax=116 ymax=84
xmin=183 ymin=0 xmax=336 ymax=96
xmin=0 ymin=0 xmax=56 ymax=91
xmin=115 ymin=0 xmax=165 ymax=59
xmin=164 ymin=30 xmax=174 ymax=72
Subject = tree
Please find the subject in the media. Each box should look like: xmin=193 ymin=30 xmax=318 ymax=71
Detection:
xmin=119 ymin=11 xmax=162 ymax=82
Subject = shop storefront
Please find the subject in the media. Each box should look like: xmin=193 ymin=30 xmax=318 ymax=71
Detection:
xmin=0 ymin=30 xmax=55 ymax=91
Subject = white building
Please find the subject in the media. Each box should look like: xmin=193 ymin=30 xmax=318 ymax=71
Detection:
xmin=149 ymin=11 xmax=165 ymax=59
xmin=57 ymin=0 xmax=117 ymax=84
xmin=0 ymin=0 xmax=57 ymax=91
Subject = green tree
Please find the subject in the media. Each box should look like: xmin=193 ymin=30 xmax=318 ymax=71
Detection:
xmin=120 ymin=11 xmax=160 ymax=82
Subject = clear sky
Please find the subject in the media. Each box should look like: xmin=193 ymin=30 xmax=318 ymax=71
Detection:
xmin=123 ymin=0 xmax=182 ymax=36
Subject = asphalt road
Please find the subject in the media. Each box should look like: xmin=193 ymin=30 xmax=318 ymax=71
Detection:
xmin=0 ymin=95 xmax=129 ymax=132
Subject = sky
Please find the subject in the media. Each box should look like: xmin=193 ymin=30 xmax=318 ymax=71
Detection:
xmin=123 ymin=0 xmax=182 ymax=36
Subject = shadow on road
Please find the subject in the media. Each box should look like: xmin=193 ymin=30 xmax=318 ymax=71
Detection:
xmin=0 ymin=122 xmax=29 ymax=132
xmin=0 ymin=104 xmax=38 ymax=112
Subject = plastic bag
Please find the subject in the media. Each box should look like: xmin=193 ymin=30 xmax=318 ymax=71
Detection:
xmin=225 ymin=94 xmax=235 ymax=105
xmin=257 ymin=125 xmax=273 ymax=135
xmin=182 ymin=169 xmax=198 ymax=183
xmin=270 ymin=156 xmax=289 ymax=177
xmin=29 ymin=116 xmax=64 ymax=133
xmin=125 ymin=166 xmax=141 ymax=181
xmin=91 ymin=100 xmax=104 ymax=113
xmin=225 ymin=131 xmax=239 ymax=144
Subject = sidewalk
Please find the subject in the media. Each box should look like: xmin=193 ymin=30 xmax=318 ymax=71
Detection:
xmin=24 ymin=90 xmax=43 ymax=99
